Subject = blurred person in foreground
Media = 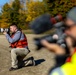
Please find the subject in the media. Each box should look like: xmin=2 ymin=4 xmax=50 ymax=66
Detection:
xmin=41 ymin=7 xmax=76 ymax=75
xmin=3 ymin=24 xmax=35 ymax=71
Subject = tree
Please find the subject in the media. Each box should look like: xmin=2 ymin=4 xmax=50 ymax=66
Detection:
xmin=44 ymin=0 xmax=76 ymax=17
xmin=0 ymin=3 xmax=11 ymax=28
xmin=10 ymin=0 xmax=27 ymax=29
xmin=0 ymin=0 xmax=22 ymax=28
xmin=26 ymin=0 xmax=48 ymax=22
xmin=0 ymin=0 xmax=28 ymax=29
xmin=10 ymin=0 xmax=21 ymax=24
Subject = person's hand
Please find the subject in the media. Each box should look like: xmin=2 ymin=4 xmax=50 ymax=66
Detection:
xmin=41 ymin=40 xmax=65 ymax=55
xmin=3 ymin=31 xmax=7 ymax=35
xmin=65 ymin=36 xmax=73 ymax=48
xmin=65 ymin=36 xmax=74 ymax=55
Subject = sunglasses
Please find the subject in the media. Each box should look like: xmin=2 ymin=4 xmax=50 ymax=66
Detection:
xmin=64 ymin=23 xmax=76 ymax=30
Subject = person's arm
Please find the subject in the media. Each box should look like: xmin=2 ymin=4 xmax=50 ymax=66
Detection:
xmin=41 ymin=36 xmax=74 ymax=55
xmin=4 ymin=31 xmax=21 ymax=43
xmin=41 ymin=40 xmax=66 ymax=55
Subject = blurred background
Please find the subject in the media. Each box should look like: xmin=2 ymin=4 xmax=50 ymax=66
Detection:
xmin=0 ymin=0 xmax=76 ymax=30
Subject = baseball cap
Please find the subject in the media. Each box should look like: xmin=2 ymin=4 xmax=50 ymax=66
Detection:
xmin=67 ymin=7 xmax=76 ymax=23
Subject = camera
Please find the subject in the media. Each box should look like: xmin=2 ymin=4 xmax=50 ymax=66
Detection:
xmin=0 ymin=28 xmax=10 ymax=34
xmin=30 ymin=13 xmax=62 ymax=34
xmin=29 ymin=13 xmax=67 ymax=50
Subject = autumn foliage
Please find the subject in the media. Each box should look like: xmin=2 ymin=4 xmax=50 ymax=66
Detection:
xmin=44 ymin=0 xmax=76 ymax=17
xmin=26 ymin=0 xmax=47 ymax=22
xmin=0 ymin=0 xmax=76 ymax=29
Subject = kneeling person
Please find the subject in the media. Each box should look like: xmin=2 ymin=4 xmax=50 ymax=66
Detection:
xmin=3 ymin=24 xmax=35 ymax=71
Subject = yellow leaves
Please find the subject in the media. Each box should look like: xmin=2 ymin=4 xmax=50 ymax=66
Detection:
xmin=26 ymin=15 xmax=32 ymax=22
xmin=0 ymin=23 xmax=8 ymax=28
xmin=26 ymin=0 xmax=48 ymax=22
xmin=0 ymin=18 xmax=9 ymax=28
xmin=45 ymin=0 xmax=76 ymax=17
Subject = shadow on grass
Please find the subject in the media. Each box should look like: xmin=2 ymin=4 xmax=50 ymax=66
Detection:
xmin=35 ymin=59 xmax=45 ymax=66
xmin=24 ymin=57 xmax=45 ymax=66
xmin=18 ymin=57 xmax=45 ymax=69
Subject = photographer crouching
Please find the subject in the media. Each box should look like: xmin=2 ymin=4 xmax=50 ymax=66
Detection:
xmin=3 ymin=24 xmax=35 ymax=71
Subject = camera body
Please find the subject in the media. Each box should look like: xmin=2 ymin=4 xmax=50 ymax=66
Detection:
xmin=34 ymin=22 xmax=67 ymax=50
xmin=30 ymin=13 xmax=66 ymax=50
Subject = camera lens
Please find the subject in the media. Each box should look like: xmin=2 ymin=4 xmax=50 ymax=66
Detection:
xmin=0 ymin=28 xmax=4 ymax=32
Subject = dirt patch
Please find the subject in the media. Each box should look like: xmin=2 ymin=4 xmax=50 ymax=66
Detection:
xmin=0 ymin=34 xmax=55 ymax=75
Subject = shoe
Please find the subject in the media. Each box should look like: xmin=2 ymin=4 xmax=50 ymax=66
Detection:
xmin=24 ymin=57 xmax=35 ymax=66
xmin=31 ymin=57 xmax=35 ymax=66
xmin=9 ymin=67 xmax=18 ymax=71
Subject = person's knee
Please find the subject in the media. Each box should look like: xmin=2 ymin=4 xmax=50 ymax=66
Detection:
xmin=11 ymin=49 xmax=16 ymax=54
xmin=24 ymin=48 xmax=30 ymax=55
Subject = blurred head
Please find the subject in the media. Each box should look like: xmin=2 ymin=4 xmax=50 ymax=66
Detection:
xmin=65 ymin=7 xmax=76 ymax=40
xmin=10 ymin=24 xmax=18 ymax=33
xmin=65 ymin=18 xmax=76 ymax=39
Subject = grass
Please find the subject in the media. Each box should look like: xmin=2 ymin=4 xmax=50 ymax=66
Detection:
xmin=22 ymin=30 xmax=34 ymax=34
xmin=23 ymin=28 xmax=55 ymax=34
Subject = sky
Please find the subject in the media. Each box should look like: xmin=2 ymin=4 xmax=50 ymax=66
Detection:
xmin=0 ymin=0 xmax=42 ymax=6
xmin=0 ymin=0 xmax=9 ymax=6
xmin=0 ymin=0 xmax=43 ymax=12
xmin=0 ymin=0 xmax=9 ymax=12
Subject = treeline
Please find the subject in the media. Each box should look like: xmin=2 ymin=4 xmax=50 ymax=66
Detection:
xmin=0 ymin=0 xmax=76 ymax=29
xmin=44 ymin=0 xmax=76 ymax=17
